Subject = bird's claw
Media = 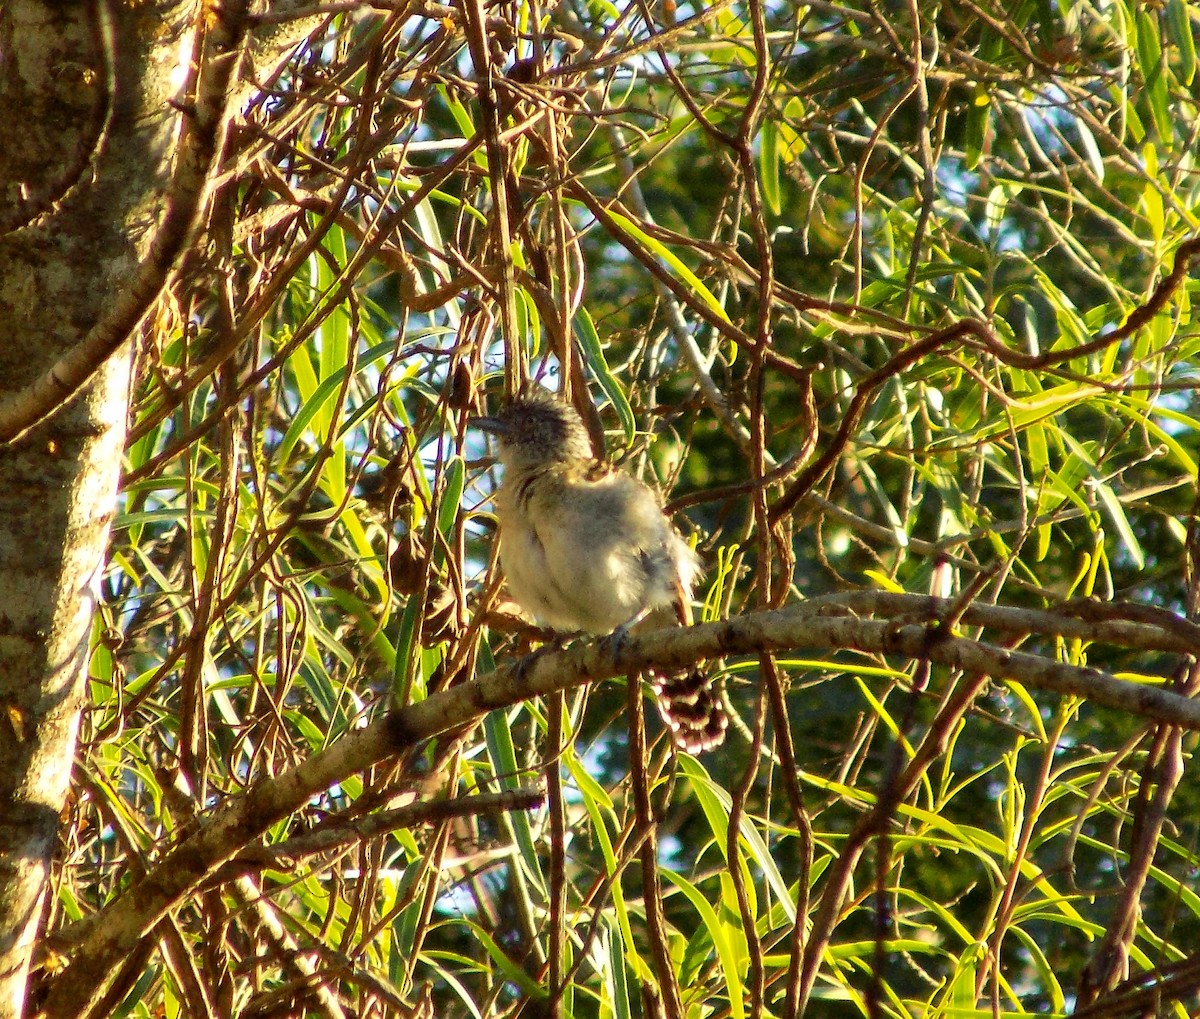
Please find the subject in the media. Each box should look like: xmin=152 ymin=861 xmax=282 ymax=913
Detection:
xmin=600 ymin=624 xmax=631 ymax=662
xmin=514 ymin=632 xmax=579 ymax=680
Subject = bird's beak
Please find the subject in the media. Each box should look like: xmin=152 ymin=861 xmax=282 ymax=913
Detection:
xmin=472 ymin=415 xmax=508 ymax=436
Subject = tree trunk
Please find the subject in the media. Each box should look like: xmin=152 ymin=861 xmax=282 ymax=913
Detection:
xmin=0 ymin=3 xmax=193 ymax=1015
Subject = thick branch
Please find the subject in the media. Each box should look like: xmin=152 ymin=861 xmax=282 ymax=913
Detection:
xmin=40 ymin=599 xmax=1200 ymax=1017
xmin=0 ymin=1 xmax=252 ymax=444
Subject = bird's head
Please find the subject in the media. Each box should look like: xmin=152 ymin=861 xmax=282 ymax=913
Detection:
xmin=474 ymin=388 xmax=594 ymax=471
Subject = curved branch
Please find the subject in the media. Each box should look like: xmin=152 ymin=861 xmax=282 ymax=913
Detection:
xmin=41 ymin=599 xmax=1200 ymax=1018
xmin=768 ymin=235 xmax=1199 ymax=522
xmin=770 ymin=320 xmax=981 ymax=522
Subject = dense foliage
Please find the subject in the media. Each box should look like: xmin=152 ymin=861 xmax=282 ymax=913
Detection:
xmin=51 ymin=1 xmax=1200 ymax=1016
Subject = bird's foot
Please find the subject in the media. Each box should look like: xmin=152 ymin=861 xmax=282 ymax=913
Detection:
xmin=514 ymin=631 xmax=579 ymax=680
xmin=599 ymin=624 xmax=632 ymax=663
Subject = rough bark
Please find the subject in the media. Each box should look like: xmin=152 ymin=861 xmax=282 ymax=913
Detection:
xmin=35 ymin=596 xmax=1200 ymax=1016
xmin=0 ymin=3 xmax=193 ymax=1016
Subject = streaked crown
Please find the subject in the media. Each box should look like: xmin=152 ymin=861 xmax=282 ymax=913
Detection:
xmin=476 ymin=389 xmax=594 ymax=470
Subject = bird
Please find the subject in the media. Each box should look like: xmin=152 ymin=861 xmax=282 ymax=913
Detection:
xmin=474 ymin=387 xmax=727 ymax=753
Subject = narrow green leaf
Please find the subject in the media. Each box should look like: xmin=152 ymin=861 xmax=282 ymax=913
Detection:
xmin=318 ymin=227 xmax=350 ymax=378
xmin=391 ymin=596 xmax=423 ymax=706
xmin=780 ymin=97 xmax=808 ymax=159
xmin=1136 ymin=9 xmax=1171 ymax=139
xmin=436 ymin=456 xmax=465 ymax=537
xmin=564 ymin=747 xmax=614 ymax=813
xmin=984 ymin=183 xmax=1017 ymax=237
xmin=466 ymin=923 xmax=544 ymax=996
xmin=1009 ymin=927 xmax=1067 ymax=1012
xmin=1167 ymin=0 xmax=1196 ymax=85
xmin=1094 ymin=479 xmax=1146 ymax=570
xmin=713 ymin=7 xmax=757 ymax=68
xmin=1074 ymin=118 xmax=1105 ymax=181
xmin=864 ymin=570 xmax=905 ymax=594
xmin=1140 ymin=145 xmax=1166 ymax=242
xmin=604 ymin=916 xmax=633 ymax=1019
xmin=759 ymin=119 xmax=782 ymax=216
xmin=437 ymin=83 xmax=477 ymax=139
xmin=964 ymin=83 xmax=989 ymax=170
xmin=660 ymin=868 xmax=745 ymax=1019
xmin=604 ymin=210 xmax=731 ymax=324
xmin=277 ymin=340 xmax=397 ymax=465
xmin=484 ymin=707 xmax=545 ymax=895
xmin=574 ymin=307 xmax=636 ymax=444
xmin=677 ymin=756 xmax=795 ymax=922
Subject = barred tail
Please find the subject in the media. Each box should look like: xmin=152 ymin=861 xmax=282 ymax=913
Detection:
xmin=651 ymin=669 xmax=727 ymax=753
